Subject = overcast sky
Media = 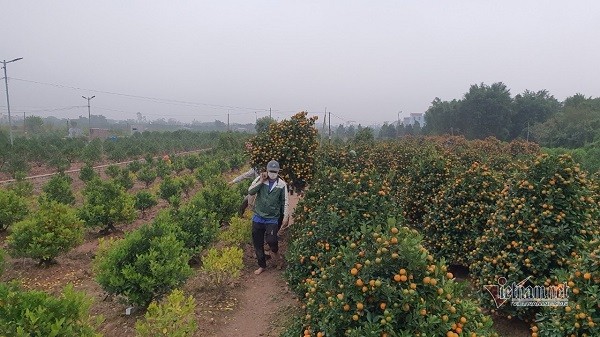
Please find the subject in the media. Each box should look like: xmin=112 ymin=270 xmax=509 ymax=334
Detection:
xmin=2 ymin=1 xmax=599 ymax=126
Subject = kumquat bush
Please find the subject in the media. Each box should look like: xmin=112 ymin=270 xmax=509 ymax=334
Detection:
xmin=283 ymin=135 xmax=598 ymax=337
xmin=423 ymin=162 xmax=504 ymax=267
xmin=250 ymin=111 xmax=319 ymax=188
xmin=533 ymin=238 xmax=600 ymax=337
xmin=470 ymin=154 xmax=600 ymax=321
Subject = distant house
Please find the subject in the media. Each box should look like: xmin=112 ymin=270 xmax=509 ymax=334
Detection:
xmin=401 ymin=113 xmax=425 ymax=127
xmin=90 ymin=128 xmax=111 ymax=140
xmin=68 ymin=127 xmax=83 ymax=138
xmin=130 ymin=124 xmax=146 ymax=135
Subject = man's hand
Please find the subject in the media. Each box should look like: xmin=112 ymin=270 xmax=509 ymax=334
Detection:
xmin=279 ymin=216 xmax=290 ymax=235
xmin=260 ymin=172 xmax=268 ymax=182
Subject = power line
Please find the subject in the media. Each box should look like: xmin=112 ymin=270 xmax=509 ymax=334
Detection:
xmin=0 ymin=105 xmax=86 ymax=114
xmin=9 ymin=77 xmax=271 ymax=112
xmin=5 ymin=77 xmax=337 ymax=124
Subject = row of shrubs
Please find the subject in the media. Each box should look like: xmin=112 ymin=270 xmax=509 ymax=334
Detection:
xmin=291 ymin=136 xmax=599 ymax=336
xmin=0 ymin=136 xmax=253 ymax=336
xmin=283 ymin=166 xmax=498 ymax=336
xmin=1 ymin=130 xmax=248 ymax=178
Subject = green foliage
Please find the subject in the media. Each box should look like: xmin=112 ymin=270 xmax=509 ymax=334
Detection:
xmin=0 ymin=188 xmax=29 ymax=231
xmin=144 ymin=154 xmax=154 ymax=165
xmin=3 ymin=151 xmax=29 ymax=178
xmin=201 ymin=247 xmax=243 ymax=287
xmin=105 ymin=164 xmax=121 ymax=179
xmin=255 ymin=116 xmax=276 ymax=134
xmin=460 ymin=82 xmax=514 ymax=140
xmin=8 ymin=201 xmax=84 ymax=265
xmin=155 ymin=160 xmax=172 ymax=179
xmin=134 ymin=289 xmax=197 ymax=337
xmin=228 ymin=152 xmax=246 ymax=172
xmin=171 ymin=156 xmax=186 ymax=174
xmin=189 ymin=178 xmax=239 ymax=223
xmin=351 ymin=126 xmax=375 ymax=145
xmin=79 ymin=164 xmax=98 ymax=183
xmin=249 ymin=112 xmax=319 ymax=186
xmin=532 ymin=94 xmax=600 ymax=148
xmin=61 ymin=138 xmax=84 ymax=164
xmin=397 ymin=147 xmax=455 ymax=226
xmin=184 ymin=154 xmax=201 ymax=171
xmin=47 ymin=147 xmax=71 ymax=173
xmin=423 ymin=162 xmax=503 ymax=266
xmin=137 ymin=166 xmax=157 ymax=188
xmin=94 ymin=221 xmax=193 ymax=307
xmin=127 ymin=160 xmax=143 ymax=173
xmin=510 ymin=89 xmax=561 ymax=139
xmin=423 ymin=98 xmax=460 ymax=135
xmin=24 ymin=115 xmax=44 ymax=133
xmin=78 ymin=179 xmax=136 ymax=232
xmin=0 ymin=282 xmax=102 ymax=337
xmin=378 ymin=122 xmax=397 ymax=139
xmin=423 ymin=83 xmax=565 ymax=142
xmin=134 ymin=191 xmax=158 ymax=216
xmin=114 ymin=170 xmax=134 ymax=190
xmin=158 ymin=176 xmax=182 ymax=204
xmin=8 ymin=172 xmax=34 ymax=198
xmin=40 ymin=173 xmax=75 ymax=205
xmin=218 ymin=216 xmax=252 ymax=246
xmin=235 ymin=178 xmax=252 ymax=197
xmin=535 ymin=238 xmax=600 ymax=336
xmin=0 ymin=248 xmax=6 ymax=276
xmin=285 ymin=167 xmax=402 ymax=292
xmin=287 ymin=220 xmax=496 ymax=337
xmin=470 ymin=154 xmax=600 ymax=321
xmin=81 ymin=139 xmax=103 ymax=165
xmin=194 ymin=160 xmax=221 ymax=184
xmin=164 ymin=205 xmax=218 ymax=253
xmin=179 ymin=174 xmax=196 ymax=197
xmin=544 ymin=144 xmax=600 ymax=174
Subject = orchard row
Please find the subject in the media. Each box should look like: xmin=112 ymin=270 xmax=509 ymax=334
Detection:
xmin=283 ymin=136 xmax=599 ymax=337
xmin=0 ymin=133 xmax=253 ymax=336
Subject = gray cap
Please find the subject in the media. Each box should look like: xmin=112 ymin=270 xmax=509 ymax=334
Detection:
xmin=267 ymin=160 xmax=280 ymax=172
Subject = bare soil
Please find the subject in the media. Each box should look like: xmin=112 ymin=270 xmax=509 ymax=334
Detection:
xmin=0 ymin=166 xmax=531 ymax=337
xmin=0 ymin=168 xmax=302 ymax=337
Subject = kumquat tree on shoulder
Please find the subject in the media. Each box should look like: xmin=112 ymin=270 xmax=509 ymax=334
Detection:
xmin=249 ymin=111 xmax=319 ymax=189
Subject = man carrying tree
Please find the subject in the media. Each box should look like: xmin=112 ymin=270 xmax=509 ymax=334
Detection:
xmin=248 ymin=160 xmax=289 ymax=275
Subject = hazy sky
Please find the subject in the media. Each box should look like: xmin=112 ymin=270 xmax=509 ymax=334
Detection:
xmin=2 ymin=1 xmax=599 ymax=126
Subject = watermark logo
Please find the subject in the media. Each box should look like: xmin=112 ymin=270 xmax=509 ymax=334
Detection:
xmin=484 ymin=276 xmax=570 ymax=308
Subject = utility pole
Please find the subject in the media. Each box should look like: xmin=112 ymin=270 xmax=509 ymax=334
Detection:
xmin=397 ymin=110 xmax=401 ymax=138
xmin=23 ymin=111 xmax=25 ymax=135
xmin=269 ymin=108 xmax=272 ymax=119
xmin=328 ymin=110 xmax=331 ymax=144
xmin=2 ymin=57 xmax=23 ymax=146
xmin=227 ymin=112 xmax=230 ymax=131
xmin=526 ymin=121 xmax=530 ymax=142
xmin=82 ymin=95 xmax=95 ymax=136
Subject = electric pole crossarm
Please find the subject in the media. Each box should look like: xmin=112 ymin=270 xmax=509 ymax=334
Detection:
xmin=82 ymin=95 xmax=96 ymax=137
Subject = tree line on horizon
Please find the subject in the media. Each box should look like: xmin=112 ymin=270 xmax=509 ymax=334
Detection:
xmin=420 ymin=82 xmax=600 ymax=149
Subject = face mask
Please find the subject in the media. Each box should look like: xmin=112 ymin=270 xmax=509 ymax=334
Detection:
xmin=268 ymin=172 xmax=278 ymax=180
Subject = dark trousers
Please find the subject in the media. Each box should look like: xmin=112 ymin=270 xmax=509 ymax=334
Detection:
xmin=252 ymin=221 xmax=279 ymax=268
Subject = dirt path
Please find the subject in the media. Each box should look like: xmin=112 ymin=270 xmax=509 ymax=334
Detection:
xmin=216 ymin=264 xmax=296 ymax=337
xmin=214 ymin=194 xmax=301 ymax=337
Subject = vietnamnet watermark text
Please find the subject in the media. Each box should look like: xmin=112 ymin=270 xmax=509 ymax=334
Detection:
xmin=484 ymin=276 xmax=570 ymax=308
